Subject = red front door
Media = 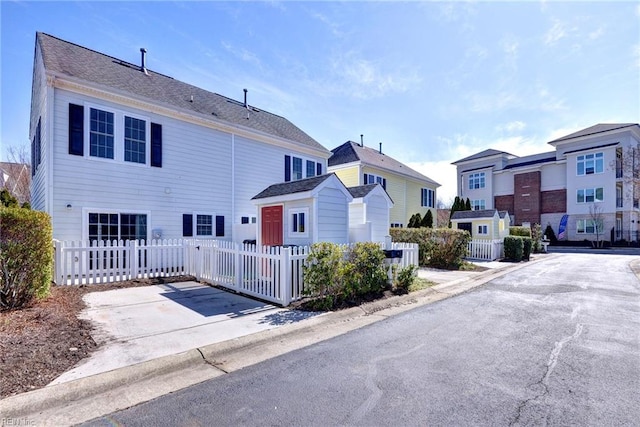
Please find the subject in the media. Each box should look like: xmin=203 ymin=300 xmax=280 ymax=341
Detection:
xmin=261 ymin=206 xmax=283 ymax=246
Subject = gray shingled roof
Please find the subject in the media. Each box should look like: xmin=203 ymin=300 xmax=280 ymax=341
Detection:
xmin=329 ymin=141 xmax=440 ymax=186
xmin=37 ymin=32 xmax=327 ymax=152
xmin=451 ymin=209 xmax=498 ymax=220
xmin=251 ymin=174 xmax=334 ymax=200
xmin=548 ymin=123 xmax=639 ymax=144
xmin=451 ymin=149 xmax=513 ymax=165
xmin=347 ymin=183 xmax=378 ymax=198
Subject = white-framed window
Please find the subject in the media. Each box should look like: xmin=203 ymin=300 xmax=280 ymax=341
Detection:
xmin=287 ymin=155 xmax=321 ymax=181
xmin=477 ymin=225 xmax=488 ymax=235
xmin=196 ymin=214 xmax=213 ymax=236
xmin=472 ymin=199 xmax=486 ymax=210
xmin=421 ymin=188 xmax=435 ymax=208
xmin=577 ymin=219 xmax=603 ymax=234
xmin=289 ymin=208 xmax=309 ymax=237
xmin=577 ymin=152 xmax=604 ymax=175
xmin=241 ymin=215 xmax=257 ymax=224
xmin=577 ymin=187 xmax=604 ymax=203
xmin=86 ymin=210 xmax=149 ymax=242
xmin=89 ymin=107 xmax=115 ymax=159
xmin=468 ymin=172 xmax=485 ymax=190
xmin=86 ymin=104 xmax=150 ymax=165
xmin=364 ymin=173 xmax=387 ymax=189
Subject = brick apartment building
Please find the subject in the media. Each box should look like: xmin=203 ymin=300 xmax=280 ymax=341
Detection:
xmin=452 ymin=124 xmax=640 ymax=243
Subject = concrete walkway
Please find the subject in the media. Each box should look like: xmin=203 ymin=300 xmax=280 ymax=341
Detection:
xmin=52 ymin=281 xmax=322 ymax=384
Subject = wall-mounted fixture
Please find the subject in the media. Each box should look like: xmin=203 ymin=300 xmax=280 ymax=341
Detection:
xmin=66 ymin=204 xmax=72 ymax=210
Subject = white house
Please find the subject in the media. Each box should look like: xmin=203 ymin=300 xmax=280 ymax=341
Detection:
xmin=347 ymin=183 xmax=394 ymax=243
xmin=29 ymin=32 xmax=332 ymax=243
xmin=452 ymin=124 xmax=640 ymax=243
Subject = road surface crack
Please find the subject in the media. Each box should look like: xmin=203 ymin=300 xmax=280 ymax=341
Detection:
xmin=509 ymin=323 xmax=583 ymax=426
xmin=196 ymin=348 xmax=229 ymax=373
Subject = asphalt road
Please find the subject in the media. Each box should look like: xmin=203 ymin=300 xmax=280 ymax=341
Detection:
xmin=85 ymin=253 xmax=640 ymax=426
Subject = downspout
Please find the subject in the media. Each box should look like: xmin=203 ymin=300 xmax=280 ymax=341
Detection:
xmin=231 ymin=134 xmax=235 ymax=241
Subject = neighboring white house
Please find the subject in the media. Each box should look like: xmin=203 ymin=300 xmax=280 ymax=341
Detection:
xmin=452 ymin=124 xmax=640 ymax=243
xmin=251 ymin=174 xmax=353 ymax=246
xmin=29 ymin=32 xmax=332 ymax=243
xmin=347 ymin=183 xmax=393 ymax=243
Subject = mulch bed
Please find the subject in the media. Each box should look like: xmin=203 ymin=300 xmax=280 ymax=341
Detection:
xmin=0 ymin=276 xmax=194 ymax=398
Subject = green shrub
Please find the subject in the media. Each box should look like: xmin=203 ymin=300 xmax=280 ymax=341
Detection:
xmin=390 ymin=228 xmax=469 ymax=269
xmin=531 ymin=223 xmax=543 ymax=253
xmin=1 ymin=208 xmax=53 ymax=310
xmin=522 ymin=237 xmax=533 ymax=261
xmin=302 ymin=242 xmax=344 ymax=299
xmin=509 ymin=226 xmax=532 ymax=237
xmin=544 ymin=224 xmax=558 ymax=244
xmin=504 ymin=236 xmax=524 ymax=262
xmin=393 ymin=264 xmax=417 ymax=294
xmin=346 ymin=242 xmax=387 ymax=297
xmin=421 ymin=210 xmax=433 ymax=228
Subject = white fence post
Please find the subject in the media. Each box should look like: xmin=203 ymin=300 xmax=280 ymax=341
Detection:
xmin=281 ymin=247 xmax=292 ymax=306
xmin=130 ymin=240 xmax=138 ymax=280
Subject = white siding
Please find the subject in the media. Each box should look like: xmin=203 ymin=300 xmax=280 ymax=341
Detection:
xmin=283 ymin=199 xmax=314 ymax=246
xmin=493 ymin=172 xmax=513 ymax=196
xmin=349 ymin=202 xmax=365 ymax=225
xmin=233 ymin=135 xmax=325 ymax=229
xmin=51 ymin=89 xmax=234 ymax=241
xmin=540 ymin=162 xmax=566 ymax=191
xmin=367 ymin=194 xmax=390 ymax=243
xmin=317 ymin=187 xmax=349 ymax=244
xmin=30 ymin=43 xmax=48 ymax=212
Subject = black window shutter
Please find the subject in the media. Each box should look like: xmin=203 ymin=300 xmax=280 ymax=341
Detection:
xmin=31 ymin=137 xmax=36 ymax=176
xmin=36 ymin=118 xmax=42 ymax=167
xmin=284 ymin=155 xmax=291 ymax=182
xmin=151 ymin=123 xmax=162 ymax=167
xmin=68 ymin=104 xmax=84 ymax=156
xmin=182 ymin=214 xmax=193 ymax=237
xmin=382 ymin=178 xmax=387 ymax=190
xmin=316 ymin=162 xmax=322 ymax=176
xmin=363 ymin=173 xmax=368 ymax=185
xmin=215 ymin=215 xmax=225 ymax=237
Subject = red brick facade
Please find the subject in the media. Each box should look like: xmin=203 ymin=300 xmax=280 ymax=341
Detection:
xmin=494 ymin=195 xmax=514 ymax=213
xmin=541 ymin=189 xmax=567 ymax=213
xmin=513 ymin=171 xmax=541 ymax=225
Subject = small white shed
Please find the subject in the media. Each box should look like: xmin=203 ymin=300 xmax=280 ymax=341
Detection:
xmin=347 ymin=184 xmax=394 ymax=243
xmin=251 ymin=174 xmax=353 ymax=247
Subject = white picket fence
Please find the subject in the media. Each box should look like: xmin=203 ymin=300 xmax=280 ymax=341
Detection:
xmin=466 ymin=239 xmax=504 ymax=261
xmin=53 ymin=239 xmax=419 ymax=306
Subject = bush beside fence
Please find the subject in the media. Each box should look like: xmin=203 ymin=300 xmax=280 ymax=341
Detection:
xmin=389 ymin=228 xmax=470 ymax=269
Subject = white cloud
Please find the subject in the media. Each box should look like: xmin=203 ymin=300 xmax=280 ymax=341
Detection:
xmin=408 ymin=160 xmax=459 ymax=205
xmin=319 ymin=51 xmax=422 ymax=100
xmin=544 ymin=19 xmax=567 ymax=45
xmin=221 ymin=41 xmax=263 ymax=70
xmin=588 ymin=26 xmax=605 ymax=40
xmin=308 ymin=9 xmax=345 ymax=38
xmin=496 ymin=121 xmax=526 ymax=133
xmin=633 ymin=44 xmax=640 ymax=69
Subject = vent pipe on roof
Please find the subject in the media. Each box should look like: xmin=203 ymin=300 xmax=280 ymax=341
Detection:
xmin=243 ymin=88 xmax=248 ymax=108
xmin=360 ymin=134 xmax=364 ymax=147
xmin=140 ymin=48 xmax=148 ymax=74
xmin=379 ymin=142 xmax=383 ymax=154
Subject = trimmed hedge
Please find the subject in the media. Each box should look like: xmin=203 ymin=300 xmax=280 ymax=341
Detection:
xmin=522 ymin=237 xmax=533 ymax=261
xmin=509 ymin=226 xmax=532 ymax=237
xmin=1 ymin=208 xmax=53 ymax=310
xmin=504 ymin=236 xmax=524 ymax=262
xmin=389 ymin=227 xmax=470 ymax=269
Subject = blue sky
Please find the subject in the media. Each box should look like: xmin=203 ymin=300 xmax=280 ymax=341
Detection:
xmin=2 ymin=1 xmax=639 ymax=203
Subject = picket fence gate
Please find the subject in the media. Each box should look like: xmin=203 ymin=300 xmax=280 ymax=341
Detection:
xmin=466 ymin=239 xmax=504 ymax=261
xmin=53 ymin=239 xmax=419 ymax=306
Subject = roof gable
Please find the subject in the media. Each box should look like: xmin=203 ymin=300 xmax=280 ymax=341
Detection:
xmin=548 ymin=123 xmax=639 ymax=145
xmin=451 ymin=209 xmax=499 ymax=220
xmin=251 ymin=174 xmax=352 ymax=204
xmin=348 ymin=183 xmax=394 ymax=206
xmin=36 ymin=32 xmax=327 ymax=153
xmin=329 ymin=141 xmax=439 ymax=186
xmin=452 ymin=149 xmax=514 ymax=165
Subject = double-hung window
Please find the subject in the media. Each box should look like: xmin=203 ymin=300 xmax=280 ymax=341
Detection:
xmin=196 ymin=215 xmax=213 ymax=236
xmin=577 ymin=219 xmax=603 ymax=234
xmin=577 ymin=187 xmax=603 ymax=203
xmin=124 ymin=116 xmax=146 ymax=164
xmin=289 ymin=208 xmax=308 ymax=237
xmin=577 ymin=152 xmax=604 ymax=175
xmin=477 ymin=225 xmax=488 ymax=235
xmin=89 ymin=108 xmax=115 ymax=159
xmin=421 ymin=188 xmax=435 ymax=208
xmin=472 ymin=199 xmax=486 ymax=210
xmin=468 ymin=172 xmax=485 ymax=190
xmin=285 ymin=155 xmax=322 ymax=181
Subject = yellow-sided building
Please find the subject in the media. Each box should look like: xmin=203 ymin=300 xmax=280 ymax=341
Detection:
xmin=328 ymin=141 xmax=440 ymax=228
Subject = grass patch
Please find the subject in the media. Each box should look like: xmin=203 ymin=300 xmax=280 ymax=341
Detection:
xmin=408 ymin=277 xmax=435 ymax=292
